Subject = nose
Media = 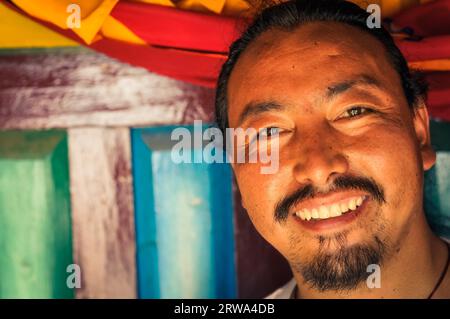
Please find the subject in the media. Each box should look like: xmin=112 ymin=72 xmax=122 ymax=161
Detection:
xmin=293 ymin=129 xmax=349 ymax=187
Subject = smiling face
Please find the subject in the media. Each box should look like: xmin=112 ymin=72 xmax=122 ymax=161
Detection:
xmin=227 ymin=22 xmax=436 ymax=291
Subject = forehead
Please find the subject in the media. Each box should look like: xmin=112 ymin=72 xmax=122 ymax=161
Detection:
xmin=227 ymin=22 xmax=402 ymax=123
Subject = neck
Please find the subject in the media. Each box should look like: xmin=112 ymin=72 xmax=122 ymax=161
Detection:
xmin=293 ymin=211 xmax=449 ymax=299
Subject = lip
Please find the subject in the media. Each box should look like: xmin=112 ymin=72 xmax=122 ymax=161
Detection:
xmin=293 ymin=195 xmax=370 ymax=232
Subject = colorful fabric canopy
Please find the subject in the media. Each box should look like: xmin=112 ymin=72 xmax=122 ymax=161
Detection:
xmin=1 ymin=0 xmax=449 ymax=120
xmin=390 ymin=0 xmax=450 ymax=120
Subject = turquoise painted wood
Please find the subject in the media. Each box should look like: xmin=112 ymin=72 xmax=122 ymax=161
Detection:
xmin=132 ymin=125 xmax=236 ymax=298
xmin=424 ymin=120 xmax=450 ymax=239
xmin=0 ymin=130 xmax=74 ymax=298
xmin=424 ymin=152 xmax=450 ymax=238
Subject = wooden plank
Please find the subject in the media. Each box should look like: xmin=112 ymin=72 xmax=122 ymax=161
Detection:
xmin=132 ymin=126 xmax=236 ymax=298
xmin=68 ymin=127 xmax=136 ymax=298
xmin=0 ymin=49 xmax=215 ymax=129
xmin=0 ymin=130 xmax=73 ymax=298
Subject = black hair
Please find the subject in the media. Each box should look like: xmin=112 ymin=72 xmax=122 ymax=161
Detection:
xmin=215 ymin=0 xmax=428 ymax=133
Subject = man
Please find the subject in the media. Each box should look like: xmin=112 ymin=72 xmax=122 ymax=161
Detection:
xmin=215 ymin=0 xmax=450 ymax=298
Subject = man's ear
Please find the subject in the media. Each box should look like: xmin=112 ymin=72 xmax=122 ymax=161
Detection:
xmin=412 ymin=103 xmax=436 ymax=171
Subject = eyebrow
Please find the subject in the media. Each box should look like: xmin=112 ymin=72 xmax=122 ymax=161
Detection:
xmin=326 ymin=74 xmax=382 ymax=100
xmin=238 ymin=101 xmax=285 ymax=126
xmin=237 ymin=74 xmax=383 ymax=126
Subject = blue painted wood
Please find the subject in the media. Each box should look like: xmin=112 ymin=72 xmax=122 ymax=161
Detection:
xmin=424 ymin=152 xmax=450 ymax=238
xmin=131 ymin=125 xmax=237 ymax=298
xmin=131 ymin=129 xmax=160 ymax=298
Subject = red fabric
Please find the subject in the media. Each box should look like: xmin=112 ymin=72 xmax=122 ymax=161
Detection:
xmin=426 ymin=72 xmax=450 ymax=120
xmin=392 ymin=0 xmax=450 ymax=37
xmin=389 ymin=0 xmax=450 ymax=121
xmin=2 ymin=0 xmax=450 ymax=120
xmin=0 ymin=0 xmax=227 ymax=87
xmin=395 ymin=35 xmax=450 ymax=62
xmin=91 ymin=39 xmax=226 ymax=87
xmin=111 ymin=2 xmax=245 ymax=53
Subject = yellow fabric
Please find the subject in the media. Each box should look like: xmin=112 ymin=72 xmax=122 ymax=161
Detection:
xmin=0 ymin=0 xmax=444 ymax=55
xmin=12 ymin=0 xmax=119 ymax=44
xmin=409 ymin=59 xmax=450 ymax=72
xmin=131 ymin=0 xmax=250 ymax=15
xmin=349 ymin=0 xmax=422 ymax=17
xmin=223 ymin=0 xmax=251 ymax=17
xmin=0 ymin=1 xmax=77 ymax=47
xmin=130 ymin=0 xmax=175 ymax=6
xmin=100 ymin=15 xmax=146 ymax=44
xmin=73 ymin=0 xmax=118 ymax=44
xmin=381 ymin=0 xmax=421 ymax=17
xmin=6 ymin=0 xmax=250 ymax=47
xmin=178 ymin=0 xmax=226 ymax=14
xmin=12 ymin=0 xmax=99 ymax=27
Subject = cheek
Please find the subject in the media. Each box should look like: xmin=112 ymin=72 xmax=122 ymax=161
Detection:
xmin=233 ymin=163 xmax=292 ymax=241
xmin=349 ymin=127 xmax=423 ymax=218
xmin=234 ymin=166 xmax=267 ymax=223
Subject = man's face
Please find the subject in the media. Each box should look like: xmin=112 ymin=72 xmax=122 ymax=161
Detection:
xmin=227 ymin=22 xmax=436 ymax=291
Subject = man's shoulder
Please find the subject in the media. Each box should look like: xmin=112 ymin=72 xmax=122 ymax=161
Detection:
xmin=265 ymin=278 xmax=296 ymax=299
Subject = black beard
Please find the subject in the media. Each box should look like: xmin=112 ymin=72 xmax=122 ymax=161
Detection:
xmin=295 ymin=235 xmax=386 ymax=292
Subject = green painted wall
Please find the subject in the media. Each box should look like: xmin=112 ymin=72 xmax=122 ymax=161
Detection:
xmin=0 ymin=130 xmax=73 ymax=298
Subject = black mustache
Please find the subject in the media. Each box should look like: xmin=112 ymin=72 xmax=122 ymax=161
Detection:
xmin=274 ymin=175 xmax=385 ymax=223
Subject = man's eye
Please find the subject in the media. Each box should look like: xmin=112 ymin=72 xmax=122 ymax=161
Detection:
xmin=342 ymin=106 xmax=373 ymax=118
xmin=257 ymin=127 xmax=280 ymax=138
xmin=248 ymin=127 xmax=280 ymax=147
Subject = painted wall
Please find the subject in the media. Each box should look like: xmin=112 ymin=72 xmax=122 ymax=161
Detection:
xmin=132 ymin=126 xmax=236 ymax=298
xmin=0 ymin=130 xmax=73 ymax=298
xmin=0 ymin=48 xmax=290 ymax=298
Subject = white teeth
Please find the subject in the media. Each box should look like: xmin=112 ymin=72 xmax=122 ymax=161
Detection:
xmin=340 ymin=202 xmax=349 ymax=213
xmin=304 ymin=210 xmax=311 ymax=221
xmin=319 ymin=206 xmax=329 ymax=219
xmin=299 ymin=210 xmax=305 ymax=220
xmin=330 ymin=204 xmax=341 ymax=217
xmin=356 ymin=197 xmax=363 ymax=206
xmin=349 ymin=198 xmax=357 ymax=210
xmin=295 ymin=196 xmax=366 ymax=221
xmin=311 ymin=208 xmax=319 ymax=219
